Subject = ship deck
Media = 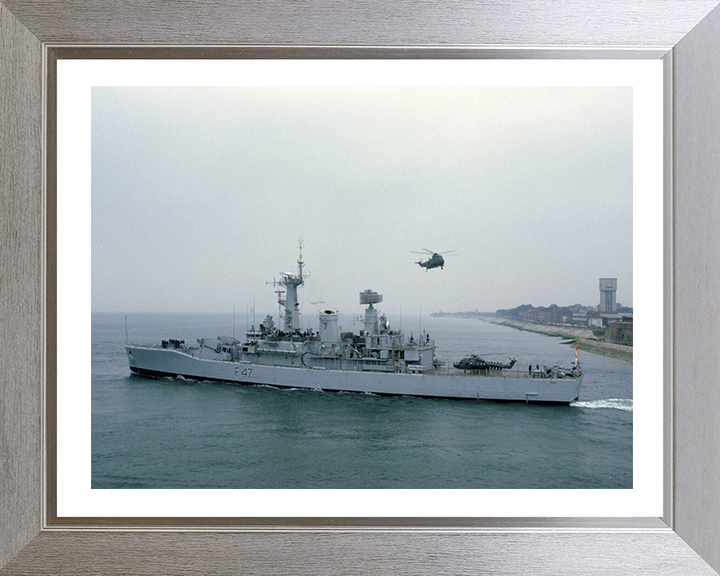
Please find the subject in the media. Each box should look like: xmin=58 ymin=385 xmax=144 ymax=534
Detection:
xmin=424 ymin=365 xmax=527 ymax=378
xmin=425 ymin=365 xmax=577 ymax=380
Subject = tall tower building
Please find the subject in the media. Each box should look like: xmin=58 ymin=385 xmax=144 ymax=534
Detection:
xmin=599 ymin=278 xmax=617 ymax=313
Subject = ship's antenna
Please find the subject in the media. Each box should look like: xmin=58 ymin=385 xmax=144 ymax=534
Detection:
xmin=253 ymin=292 xmax=256 ymax=331
xmin=275 ymin=286 xmax=283 ymax=317
xmin=310 ymin=300 xmax=326 ymax=313
xmin=297 ymin=238 xmax=304 ymax=325
xmin=125 ymin=315 xmax=128 ymax=345
xmin=233 ymin=300 xmax=236 ymax=340
xmin=296 ymin=237 xmax=308 ymax=283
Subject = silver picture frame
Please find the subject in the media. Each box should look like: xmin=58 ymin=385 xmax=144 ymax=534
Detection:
xmin=2 ymin=1 xmax=720 ymax=574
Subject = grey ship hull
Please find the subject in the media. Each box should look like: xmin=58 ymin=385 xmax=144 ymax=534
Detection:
xmin=126 ymin=345 xmax=582 ymax=404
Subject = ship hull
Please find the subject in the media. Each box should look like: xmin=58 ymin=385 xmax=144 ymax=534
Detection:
xmin=126 ymin=345 xmax=582 ymax=404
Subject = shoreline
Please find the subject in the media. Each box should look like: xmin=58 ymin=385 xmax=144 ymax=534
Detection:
xmin=436 ymin=313 xmax=633 ymax=364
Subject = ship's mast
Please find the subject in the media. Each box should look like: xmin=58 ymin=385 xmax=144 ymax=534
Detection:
xmin=360 ymin=289 xmax=383 ymax=334
xmin=269 ymin=240 xmax=305 ymax=332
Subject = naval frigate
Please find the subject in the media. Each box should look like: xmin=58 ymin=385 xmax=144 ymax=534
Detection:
xmin=125 ymin=247 xmax=583 ymax=404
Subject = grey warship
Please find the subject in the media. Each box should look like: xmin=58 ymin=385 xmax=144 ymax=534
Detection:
xmin=125 ymin=247 xmax=583 ymax=404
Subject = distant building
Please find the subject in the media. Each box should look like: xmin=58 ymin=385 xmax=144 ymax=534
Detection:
xmin=609 ymin=316 xmax=633 ymax=346
xmin=519 ymin=306 xmax=564 ymax=324
xmin=587 ymin=311 xmax=603 ymax=328
xmin=600 ymin=313 xmax=625 ymax=327
xmin=599 ymin=278 xmax=617 ymax=313
xmin=571 ymin=311 xmax=589 ymax=326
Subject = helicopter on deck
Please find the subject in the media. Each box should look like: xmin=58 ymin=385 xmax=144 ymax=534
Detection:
xmin=412 ymin=249 xmax=456 ymax=271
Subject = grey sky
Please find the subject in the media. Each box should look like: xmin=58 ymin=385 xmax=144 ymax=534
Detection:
xmin=92 ymin=85 xmax=632 ymax=318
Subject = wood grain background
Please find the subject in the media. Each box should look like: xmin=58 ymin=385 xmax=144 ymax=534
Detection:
xmin=0 ymin=0 xmax=43 ymax=569
xmin=3 ymin=531 xmax=719 ymax=576
xmin=2 ymin=0 xmax=717 ymax=46
xmin=672 ymin=5 xmax=720 ymax=571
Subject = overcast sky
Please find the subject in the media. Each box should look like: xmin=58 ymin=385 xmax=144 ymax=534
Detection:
xmin=91 ymin=85 xmax=632 ymax=318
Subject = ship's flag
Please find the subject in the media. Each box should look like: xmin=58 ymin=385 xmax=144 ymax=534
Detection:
xmin=575 ymin=341 xmax=580 ymax=366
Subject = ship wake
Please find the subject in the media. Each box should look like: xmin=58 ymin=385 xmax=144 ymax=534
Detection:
xmin=572 ymin=398 xmax=633 ymax=412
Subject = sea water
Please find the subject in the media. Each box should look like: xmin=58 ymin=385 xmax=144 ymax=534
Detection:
xmin=92 ymin=313 xmax=632 ymax=489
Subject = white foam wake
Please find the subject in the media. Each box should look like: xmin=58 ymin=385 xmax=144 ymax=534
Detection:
xmin=572 ymin=398 xmax=633 ymax=412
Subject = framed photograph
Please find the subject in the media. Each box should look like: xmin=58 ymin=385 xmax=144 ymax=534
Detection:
xmin=60 ymin=59 xmax=658 ymax=520
xmin=2 ymin=1 xmax=720 ymax=574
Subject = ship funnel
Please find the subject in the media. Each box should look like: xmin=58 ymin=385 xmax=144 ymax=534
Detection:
xmin=318 ymin=310 xmax=341 ymax=344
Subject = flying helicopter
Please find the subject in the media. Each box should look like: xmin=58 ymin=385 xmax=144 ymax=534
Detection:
xmin=411 ymin=249 xmax=456 ymax=271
